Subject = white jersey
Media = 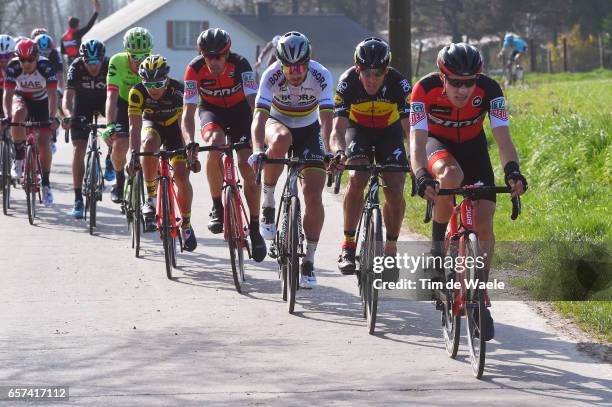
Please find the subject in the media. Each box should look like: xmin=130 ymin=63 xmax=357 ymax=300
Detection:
xmin=255 ymin=60 xmax=334 ymax=128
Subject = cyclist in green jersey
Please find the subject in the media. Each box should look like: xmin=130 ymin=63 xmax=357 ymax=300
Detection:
xmin=104 ymin=27 xmax=152 ymax=204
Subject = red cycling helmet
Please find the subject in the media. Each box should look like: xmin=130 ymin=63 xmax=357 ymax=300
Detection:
xmin=16 ymin=38 xmax=38 ymax=59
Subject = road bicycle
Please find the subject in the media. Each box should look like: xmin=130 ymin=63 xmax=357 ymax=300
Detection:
xmin=0 ymin=125 xmax=14 ymax=215
xmin=424 ymin=185 xmax=521 ymax=378
xmin=332 ymin=163 xmax=411 ymax=334
xmin=123 ymin=165 xmax=145 ymax=258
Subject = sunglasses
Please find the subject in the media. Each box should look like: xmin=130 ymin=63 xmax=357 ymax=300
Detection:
xmin=282 ymin=63 xmax=307 ymax=75
xmin=445 ymin=76 xmax=477 ymax=88
xmin=128 ymin=53 xmax=149 ymax=61
xmin=358 ymin=67 xmax=386 ymax=78
xmin=203 ymin=52 xmax=226 ymax=60
xmin=84 ymin=58 xmax=101 ymax=65
xmin=19 ymin=57 xmax=36 ymax=63
xmin=143 ymin=79 xmax=166 ymax=89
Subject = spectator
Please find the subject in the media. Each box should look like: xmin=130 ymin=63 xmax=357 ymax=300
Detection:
xmin=61 ymin=0 xmax=101 ymax=64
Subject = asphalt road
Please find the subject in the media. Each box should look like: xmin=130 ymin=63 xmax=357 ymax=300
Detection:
xmin=0 ymin=143 xmax=610 ymax=406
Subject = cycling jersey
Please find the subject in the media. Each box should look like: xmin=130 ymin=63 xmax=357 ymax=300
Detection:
xmin=66 ymin=56 xmax=108 ymax=101
xmin=255 ymin=60 xmax=333 ymax=128
xmin=334 ymin=66 xmax=411 ymax=128
xmin=128 ymin=78 xmax=184 ymax=126
xmin=4 ymin=56 xmax=57 ymax=101
xmin=503 ymin=36 xmax=527 ymax=53
xmin=42 ymin=49 xmax=63 ymax=74
xmin=410 ymin=72 xmax=508 ymax=143
xmin=183 ymin=52 xmax=258 ymax=109
xmin=107 ymin=52 xmax=141 ymax=102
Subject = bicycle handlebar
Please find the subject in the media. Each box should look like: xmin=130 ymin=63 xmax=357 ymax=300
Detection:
xmin=5 ymin=121 xmax=51 ymax=128
xmin=424 ymin=185 xmax=522 ymax=223
xmin=329 ymin=164 xmax=412 ymax=195
xmin=254 ymin=156 xmax=326 ymax=186
xmin=134 ymin=148 xmax=187 ymax=159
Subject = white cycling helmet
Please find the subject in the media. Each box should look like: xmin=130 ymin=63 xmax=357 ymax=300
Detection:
xmin=0 ymin=34 xmax=16 ymax=55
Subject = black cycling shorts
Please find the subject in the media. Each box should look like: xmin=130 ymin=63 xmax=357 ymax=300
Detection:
xmin=199 ymin=102 xmax=252 ymax=144
xmin=268 ymin=119 xmax=325 ymax=164
xmin=14 ymin=94 xmax=50 ymax=124
xmin=345 ymin=121 xmax=408 ymax=167
xmin=71 ymin=100 xmax=106 ymax=141
xmin=114 ymin=97 xmax=129 ymax=137
xmin=426 ymin=132 xmax=496 ymax=202
xmin=142 ymin=120 xmax=185 ymax=152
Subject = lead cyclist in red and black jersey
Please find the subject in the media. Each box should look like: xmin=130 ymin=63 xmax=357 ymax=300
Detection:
xmin=331 ymin=38 xmax=412 ymax=278
xmin=182 ymin=28 xmax=266 ymax=262
xmin=410 ymin=43 xmax=528 ymax=338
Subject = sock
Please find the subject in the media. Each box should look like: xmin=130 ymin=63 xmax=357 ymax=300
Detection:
xmin=75 ymin=187 xmax=83 ymax=202
xmin=432 ymin=221 xmax=448 ymax=255
xmin=263 ymin=183 xmax=276 ymax=208
xmin=250 ymin=216 xmax=259 ymax=234
xmin=384 ymin=234 xmax=398 ymax=255
xmin=116 ymin=169 xmax=125 ymax=186
xmin=14 ymin=142 xmax=25 ymax=160
xmin=42 ymin=171 xmax=50 ymax=187
xmin=343 ymin=230 xmax=356 ymax=248
xmin=146 ymin=180 xmax=157 ymax=199
xmin=181 ymin=212 xmax=191 ymax=229
xmin=304 ymin=239 xmax=318 ymax=263
xmin=212 ymin=197 xmax=223 ymax=211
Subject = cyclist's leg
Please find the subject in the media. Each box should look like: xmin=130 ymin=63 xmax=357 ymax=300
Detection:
xmin=375 ymin=123 xmax=408 ymax=256
xmin=30 ymin=98 xmax=53 ymax=200
xmin=141 ymin=122 xmax=161 ymax=221
xmin=110 ymin=99 xmax=129 ymax=203
xmin=162 ymin=123 xmax=192 ymax=227
xmin=10 ymin=96 xmax=28 ymax=177
xmin=70 ymin=110 xmax=89 ymax=213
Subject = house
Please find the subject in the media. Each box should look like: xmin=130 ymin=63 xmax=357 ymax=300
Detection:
xmin=84 ymin=0 xmax=375 ymax=84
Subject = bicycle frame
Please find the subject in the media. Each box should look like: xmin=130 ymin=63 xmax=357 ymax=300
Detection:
xmin=156 ymin=156 xmax=179 ymax=239
xmin=222 ymin=152 xmax=250 ymax=245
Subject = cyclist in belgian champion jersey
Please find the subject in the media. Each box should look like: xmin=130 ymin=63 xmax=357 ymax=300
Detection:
xmin=2 ymin=39 xmax=60 ymax=205
xmin=182 ymin=28 xmax=266 ymax=262
xmin=249 ymin=31 xmax=334 ymax=289
xmin=127 ymin=55 xmax=198 ymax=251
xmin=331 ymin=38 xmax=412 ymax=281
xmin=105 ymin=27 xmax=153 ymax=205
xmin=410 ymin=43 xmax=528 ymax=339
xmin=62 ymin=39 xmax=108 ymax=219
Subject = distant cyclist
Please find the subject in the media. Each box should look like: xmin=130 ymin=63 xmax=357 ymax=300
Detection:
xmin=62 ymin=39 xmax=108 ymax=219
xmin=61 ymin=0 xmax=101 ymax=64
xmin=0 ymin=34 xmax=16 ymax=118
xmin=498 ymin=33 xmax=527 ymax=68
xmin=104 ymin=27 xmax=153 ymax=205
xmin=254 ymin=34 xmax=281 ymax=70
xmin=127 ymin=55 xmax=198 ymax=251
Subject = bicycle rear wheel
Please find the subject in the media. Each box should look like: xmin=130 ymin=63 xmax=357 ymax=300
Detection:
xmin=363 ymin=208 xmax=382 ymax=334
xmin=287 ymin=196 xmax=300 ymax=314
xmin=465 ymin=232 xmax=486 ymax=379
xmin=442 ymin=240 xmax=461 ymax=358
xmin=225 ymin=187 xmax=245 ymax=293
xmin=25 ymin=146 xmax=36 ymax=225
xmin=1 ymin=140 xmax=11 ymax=215
xmin=160 ymin=178 xmax=173 ymax=279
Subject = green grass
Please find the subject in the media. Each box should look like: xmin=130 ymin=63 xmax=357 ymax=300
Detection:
xmin=403 ymin=69 xmax=612 ymax=342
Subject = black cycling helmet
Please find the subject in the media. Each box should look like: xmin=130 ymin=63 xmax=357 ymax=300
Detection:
xmin=79 ymin=39 xmax=106 ymax=61
xmin=354 ymin=37 xmax=391 ymax=69
xmin=275 ymin=31 xmax=311 ymax=65
xmin=437 ymin=43 xmax=483 ymax=77
xmin=198 ymin=28 xmax=231 ymax=55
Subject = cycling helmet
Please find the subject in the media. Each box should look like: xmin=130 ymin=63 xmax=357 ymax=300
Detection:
xmin=15 ymin=38 xmax=38 ymax=59
xmin=34 ymin=34 xmax=54 ymax=55
xmin=197 ymin=28 xmax=231 ymax=55
xmin=123 ymin=27 xmax=153 ymax=53
xmin=138 ymin=54 xmax=170 ymax=81
xmin=0 ymin=34 xmax=16 ymax=54
xmin=504 ymin=33 xmax=516 ymax=43
xmin=275 ymin=31 xmax=310 ymax=65
xmin=437 ymin=43 xmax=483 ymax=77
xmin=354 ymin=37 xmax=391 ymax=69
xmin=30 ymin=28 xmax=48 ymax=38
xmin=79 ymin=39 xmax=106 ymax=61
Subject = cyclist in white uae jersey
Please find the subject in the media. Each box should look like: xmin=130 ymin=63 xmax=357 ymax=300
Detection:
xmin=250 ymin=32 xmax=333 ymax=289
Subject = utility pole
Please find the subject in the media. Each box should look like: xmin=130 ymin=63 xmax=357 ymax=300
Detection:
xmin=388 ymin=0 xmax=411 ymax=80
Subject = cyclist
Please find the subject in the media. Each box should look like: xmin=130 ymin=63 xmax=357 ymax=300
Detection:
xmin=254 ymin=34 xmax=281 ymax=70
xmin=0 ymin=35 xmax=16 ymax=118
xmin=410 ymin=43 xmax=528 ymax=340
xmin=249 ymin=31 xmax=333 ymax=289
xmin=2 ymin=39 xmax=59 ymax=204
xmin=61 ymin=0 xmax=100 ymax=64
xmin=105 ymin=27 xmax=153 ymax=205
xmin=127 ymin=55 xmax=198 ymax=251
xmin=182 ymin=28 xmax=266 ymax=262
xmin=62 ymin=39 xmax=108 ymax=219
xmin=332 ymin=37 xmax=412 ymax=282
xmin=498 ymin=33 xmax=527 ymax=69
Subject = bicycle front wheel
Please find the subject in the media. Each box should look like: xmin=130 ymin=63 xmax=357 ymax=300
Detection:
xmin=225 ymin=187 xmax=245 ymax=293
xmin=362 ymin=208 xmax=382 ymax=335
xmin=25 ymin=146 xmax=36 ymax=225
xmin=134 ymin=171 xmax=144 ymax=258
xmin=88 ymin=152 xmax=99 ymax=234
xmin=160 ymin=178 xmax=173 ymax=279
xmin=1 ymin=141 xmax=11 ymax=215
xmin=442 ymin=240 xmax=461 ymax=358
xmin=465 ymin=232 xmax=486 ymax=379
xmin=287 ymin=196 xmax=300 ymax=314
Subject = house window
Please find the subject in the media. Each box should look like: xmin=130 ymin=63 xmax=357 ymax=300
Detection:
xmin=167 ymin=20 xmax=209 ymax=49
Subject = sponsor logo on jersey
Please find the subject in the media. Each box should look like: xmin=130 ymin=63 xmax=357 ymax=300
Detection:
xmin=334 ymin=94 xmax=343 ymax=106
xmin=337 ymin=80 xmax=348 ymax=93
xmin=309 ymin=68 xmax=327 ymax=90
xmin=399 ymin=79 xmax=411 ymax=94
xmin=409 ymin=101 xmax=426 ymax=126
xmin=428 ymin=112 xmax=486 ymax=128
xmin=241 ymin=71 xmax=257 ymax=90
xmin=472 ymin=96 xmax=482 ymax=106
xmin=82 ymin=80 xmax=106 ymax=90
xmin=202 ymin=79 xmax=216 ymax=87
xmin=19 ymin=80 xmax=44 ymax=88
xmin=269 ymin=70 xmax=283 ymax=86
xmin=185 ymin=80 xmax=197 ymax=89
xmin=430 ymin=105 xmax=452 ymax=115
xmin=490 ymin=97 xmax=507 ymax=120
xmin=202 ymin=82 xmax=242 ymax=97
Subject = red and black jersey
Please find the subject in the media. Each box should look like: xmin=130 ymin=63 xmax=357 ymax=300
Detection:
xmin=183 ymin=52 xmax=258 ymax=109
xmin=410 ymin=72 xmax=508 ymax=143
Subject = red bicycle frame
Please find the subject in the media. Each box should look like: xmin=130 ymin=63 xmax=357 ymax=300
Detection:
xmin=156 ymin=157 xmax=179 ymax=238
xmin=21 ymin=132 xmax=40 ymax=194
xmin=222 ymin=152 xmax=250 ymax=247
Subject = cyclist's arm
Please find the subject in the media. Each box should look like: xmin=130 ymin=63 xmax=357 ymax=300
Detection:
xmin=401 ymin=118 xmax=411 ymax=141
xmin=181 ymin=103 xmax=197 ymax=144
xmin=491 ymin=125 xmax=519 ymax=168
xmin=330 ymin=116 xmax=348 ymax=153
xmin=320 ymin=110 xmax=332 ymax=152
xmin=48 ymin=90 xmax=58 ymax=121
xmin=63 ymin=89 xmax=75 ymax=117
xmin=128 ymin=87 xmax=144 ymax=151
xmin=3 ymin=88 xmax=14 ymax=120
xmin=251 ymin=109 xmax=268 ymax=152
xmin=246 ymin=94 xmax=255 ymax=111
xmin=105 ymin=89 xmax=118 ymax=124
xmin=409 ymin=128 xmax=429 ymax=174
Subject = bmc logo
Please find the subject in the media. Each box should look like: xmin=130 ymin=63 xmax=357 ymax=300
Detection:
xmin=428 ymin=112 xmax=485 ymax=128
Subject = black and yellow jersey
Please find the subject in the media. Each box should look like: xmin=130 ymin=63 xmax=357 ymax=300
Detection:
xmin=128 ymin=78 xmax=184 ymax=126
xmin=334 ymin=67 xmax=411 ymax=128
